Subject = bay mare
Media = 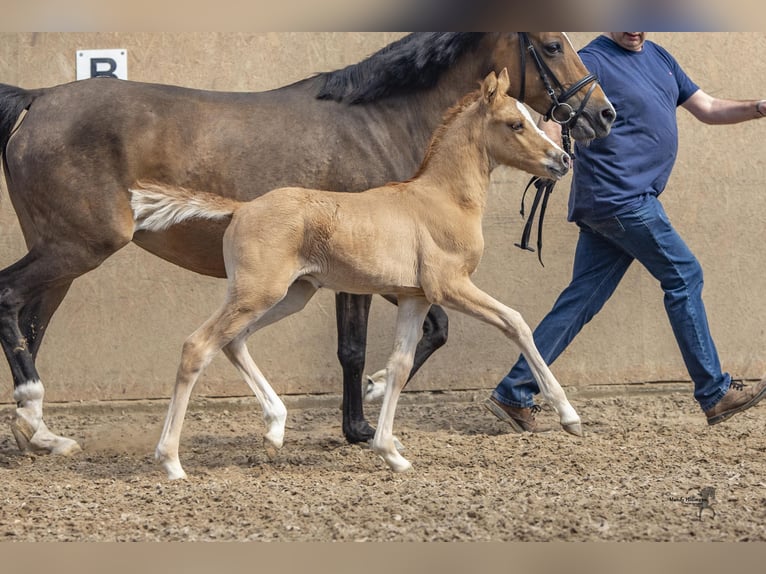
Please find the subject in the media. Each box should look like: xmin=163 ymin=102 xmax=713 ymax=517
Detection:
xmin=131 ymin=69 xmax=581 ymax=479
xmin=0 ymin=33 xmax=614 ymax=457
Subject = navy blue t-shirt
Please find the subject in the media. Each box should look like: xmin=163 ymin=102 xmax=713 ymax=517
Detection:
xmin=568 ymin=35 xmax=699 ymax=222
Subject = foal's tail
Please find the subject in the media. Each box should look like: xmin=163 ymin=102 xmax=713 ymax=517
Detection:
xmin=130 ymin=181 xmax=241 ymax=233
xmin=0 ymin=83 xmax=37 ymax=157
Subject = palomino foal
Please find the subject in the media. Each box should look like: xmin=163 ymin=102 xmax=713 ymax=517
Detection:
xmin=131 ymin=69 xmax=581 ymax=479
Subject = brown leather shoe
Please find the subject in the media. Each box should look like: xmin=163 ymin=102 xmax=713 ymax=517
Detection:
xmin=484 ymin=396 xmax=552 ymax=433
xmin=705 ymin=379 xmax=766 ymax=425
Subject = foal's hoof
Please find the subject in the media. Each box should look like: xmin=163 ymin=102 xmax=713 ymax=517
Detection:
xmin=158 ymin=455 xmax=188 ymax=480
xmin=562 ymin=421 xmax=584 ymax=437
xmin=367 ymin=436 xmax=405 ymax=453
xmin=380 ymin=453 xmax=412 ymax=473
xmin=263 ymin=436 xmax=282 ymax=461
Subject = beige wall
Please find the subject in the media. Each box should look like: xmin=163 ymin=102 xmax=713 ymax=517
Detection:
xmin=1 ymin=32 xmax=765 ymax=404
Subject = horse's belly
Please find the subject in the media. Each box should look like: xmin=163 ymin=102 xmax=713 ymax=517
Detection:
xmin=308 ymin=257 xmax=422 ymax=296
xmin=132 ymin=221 xmax=229 ymax=278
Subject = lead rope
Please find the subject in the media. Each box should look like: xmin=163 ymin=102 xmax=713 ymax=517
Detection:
xmin=515 ymin=124 xmax=573 ymax=266
xmin=514 ymin=33 xmax=598 ymax=266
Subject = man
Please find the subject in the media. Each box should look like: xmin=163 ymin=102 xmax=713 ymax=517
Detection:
xmin=485 ymin=32 xmax=766 ymax=432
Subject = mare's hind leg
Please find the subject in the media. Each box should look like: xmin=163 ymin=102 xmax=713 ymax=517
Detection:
xmin=365 ymin=297 xmax=448 ymax=401
xmin=221 ymin=280 xmax=318 ymax=457
xmin=440 ymin=278 xmax=582 ymax=436
xmin=372 ymin=295 xmax=431 ymax=472
xmin=335 ymin=292 xmax=376 ymax=443
xmin=19 ymin=283 xmax=73 ymax=359
xmin=10 ymin=283 xmax=75 ymax=450
xmin=0 ymin=246 xmax=124 ymax=455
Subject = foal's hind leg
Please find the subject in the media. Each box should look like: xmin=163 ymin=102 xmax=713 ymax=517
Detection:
xmin=365 ymin=297 xmax=448 ymax=402
xmin=223 ymin=337 xmax=287 ymax=457
xmin=155 ymin=281 xmax=295 ymax=480
xmin=440 ymin=279 xmax=582 ymax=436
xmin=156 ymin=310 xmax=255 ymax=480
xmin=221 ymin=280 xmax=318 ymax=457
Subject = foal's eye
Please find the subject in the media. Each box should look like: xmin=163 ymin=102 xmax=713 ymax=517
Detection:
xmin=544 ymin=42 xmax=563 ymax=55
xmin=508 ymin=122 xmax=524 ymax=132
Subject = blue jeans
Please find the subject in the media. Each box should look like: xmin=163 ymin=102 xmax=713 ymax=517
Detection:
xmin=493 ymin=195 xmax=730 ymax=413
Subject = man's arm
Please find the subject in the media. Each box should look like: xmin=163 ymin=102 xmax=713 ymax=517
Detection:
xmin=681 ymin=89 xmax=766 ymax=125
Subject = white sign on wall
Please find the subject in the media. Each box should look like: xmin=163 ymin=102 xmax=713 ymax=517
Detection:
xmin=76 ymin=49 xmax=128 ymax=80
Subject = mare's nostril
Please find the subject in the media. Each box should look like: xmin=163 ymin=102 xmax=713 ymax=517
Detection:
xmin=562 ymin=153 xmax=571 ymax=169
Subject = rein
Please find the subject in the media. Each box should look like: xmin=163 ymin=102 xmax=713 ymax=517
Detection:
xmin=515 ymin=33 xmax=599 ymax=265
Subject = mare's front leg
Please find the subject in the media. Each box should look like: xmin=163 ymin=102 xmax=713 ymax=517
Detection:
xmin=372 ymin=295 xmax=432 ymax=472
xmin=365 ymin=298 xmax=449 ymax=401
xmin=441 ymin=279 xmax=582 ymax=436
xmin=335 ymin=292 xmax=375 ymax=443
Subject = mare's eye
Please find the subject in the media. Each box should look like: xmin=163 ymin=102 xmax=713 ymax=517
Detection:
xmin=544 ymin=42 xmax=563 ymax=55
xmin=508 ymin=122 xmax=523 ymax=132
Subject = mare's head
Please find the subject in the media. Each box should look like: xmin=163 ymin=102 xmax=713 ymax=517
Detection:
xmin=489 ymin=32 xmax=615 ymax=142
xmin=481 ymin=68 xmax=570 ymax=181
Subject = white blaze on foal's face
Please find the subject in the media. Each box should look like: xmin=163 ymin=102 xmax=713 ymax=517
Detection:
xmin=515 ymin=100 xmax=560 ymax=149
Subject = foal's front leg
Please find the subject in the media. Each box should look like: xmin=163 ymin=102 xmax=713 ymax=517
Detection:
xmin=442 ymin=279 xmax=582 ymax=436
xmin=365 ymin=298 xmax=449 ymax=402
xmin=372 ymin=295 xmax=432 ymax=472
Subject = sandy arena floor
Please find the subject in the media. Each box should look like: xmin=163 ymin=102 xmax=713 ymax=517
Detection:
xmin=1 ymin=384 xmax=765 ymax=542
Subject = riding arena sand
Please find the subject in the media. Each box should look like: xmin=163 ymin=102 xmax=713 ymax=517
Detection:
xmin=1 ymin=381 xmax=765 ymax=543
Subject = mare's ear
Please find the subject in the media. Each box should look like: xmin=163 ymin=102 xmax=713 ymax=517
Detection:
xmin=496 ymin=67 xmax=511 ymax=95
xmin=482 ymin=71 xmax=498 ymax=104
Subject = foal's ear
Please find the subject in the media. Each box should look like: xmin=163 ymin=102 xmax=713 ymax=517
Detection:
xmin=482 ymin=71 xmax=499 ymax=103
xmin=496 ymin=67 xmax=511 ymax=96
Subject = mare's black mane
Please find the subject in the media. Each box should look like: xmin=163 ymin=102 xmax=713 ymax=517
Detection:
xmin=316 ymin=33 xmax=486 ymax=104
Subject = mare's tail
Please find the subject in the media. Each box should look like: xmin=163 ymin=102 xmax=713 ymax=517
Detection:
xmin=130 ymin=181 xmax=241 ymax=232
xmin=0 ymin=83 xmax=36 ymax=157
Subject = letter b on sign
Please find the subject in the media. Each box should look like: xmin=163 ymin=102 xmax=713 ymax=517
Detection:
xmin=76 ymin=49 xmax=128 ymax=80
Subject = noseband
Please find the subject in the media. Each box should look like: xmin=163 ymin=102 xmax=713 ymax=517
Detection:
xmin=514 ymin=32 xmax=600 ymax=265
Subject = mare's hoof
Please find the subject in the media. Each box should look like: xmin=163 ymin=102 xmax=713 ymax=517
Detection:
xmin=10 ymin=419 xmax=82 ymax=455
xmin=344 ymin=421 xmax=376 ymax=444
xmin=10 ymin=418 xmax=34 ymax=452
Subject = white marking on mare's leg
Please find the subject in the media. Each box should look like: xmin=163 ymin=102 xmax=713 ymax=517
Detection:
xmin=12 ymin=380 xmax=81 ymax=455
xmin=364 ymin=369 xmax=387 ymax=402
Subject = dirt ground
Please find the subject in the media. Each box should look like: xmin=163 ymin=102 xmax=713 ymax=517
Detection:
xmin=1 ymin=383 xmax=765 ymax=542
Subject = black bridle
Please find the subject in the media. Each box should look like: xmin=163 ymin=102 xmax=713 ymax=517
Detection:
xmin=514 ymin=32 xmax=600 ymax=265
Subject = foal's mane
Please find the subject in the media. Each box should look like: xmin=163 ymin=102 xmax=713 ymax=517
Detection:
xmin=316 ymin=33 xmax=485 ymax=104
xmin=410 ymin=89 xmax=483 ymax=180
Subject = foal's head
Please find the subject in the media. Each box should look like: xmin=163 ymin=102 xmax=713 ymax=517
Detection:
xmin=481 ymin=68 xmax=570 ymax=181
